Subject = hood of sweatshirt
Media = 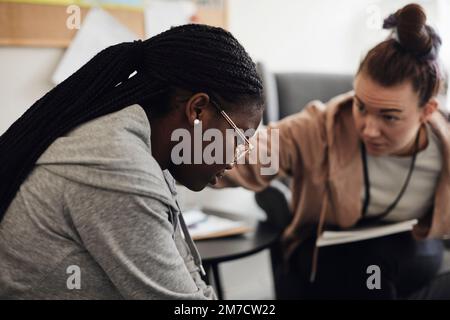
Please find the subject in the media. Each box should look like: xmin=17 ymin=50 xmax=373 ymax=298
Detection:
xmin=35 ymin=104 xmax=176 ymax=208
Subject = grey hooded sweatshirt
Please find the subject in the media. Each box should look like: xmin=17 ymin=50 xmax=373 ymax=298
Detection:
xmin=0 ymin=104 xmax=216 ymax=300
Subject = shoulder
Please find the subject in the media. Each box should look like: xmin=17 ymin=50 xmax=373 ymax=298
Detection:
xmin=68 ymin=104 xmax=151 ymax=147
xmin=429 ymin=109 xmax=450 ymax=149
xmin=36 ymin=104 xmax=171 ymax=201
xmin=39 ymin=104 xmax=153 ymax=164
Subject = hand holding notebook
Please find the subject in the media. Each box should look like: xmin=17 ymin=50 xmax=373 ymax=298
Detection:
xmin=317 ymin=219 xmax=418 ymax=247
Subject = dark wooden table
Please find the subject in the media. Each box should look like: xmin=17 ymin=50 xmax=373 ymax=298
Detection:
xmin=195 ymin=210 xmax=281 ymax=300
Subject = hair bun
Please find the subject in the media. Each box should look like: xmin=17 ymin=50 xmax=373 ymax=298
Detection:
xmin=384 ymin=3 xmax=441 ymax=60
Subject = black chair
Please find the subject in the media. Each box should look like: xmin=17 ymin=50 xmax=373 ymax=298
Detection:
xmin=254 ymin=181 xmax=292 ymax=299
xmin=257 ymin=62 xmax=354 ymax=124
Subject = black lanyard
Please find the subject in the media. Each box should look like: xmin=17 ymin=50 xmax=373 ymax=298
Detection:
xmin=359 ymin=129 xmax=421 ymax=224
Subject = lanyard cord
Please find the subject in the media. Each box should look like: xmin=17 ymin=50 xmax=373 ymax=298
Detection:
xmin=360 ymin=128 xmax=422 ymax=224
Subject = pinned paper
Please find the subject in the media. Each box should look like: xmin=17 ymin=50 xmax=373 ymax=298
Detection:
xmin=52 ymin=7 xmax=138 ymax=84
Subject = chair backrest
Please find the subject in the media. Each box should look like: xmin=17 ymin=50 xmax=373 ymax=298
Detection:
xmin=254 ymin=180 xmax=292 ymax=231
xmin=257 ymin=62 xmax=354 ymax=123
xmin=276 ymin=72 xmax=354 ymax=119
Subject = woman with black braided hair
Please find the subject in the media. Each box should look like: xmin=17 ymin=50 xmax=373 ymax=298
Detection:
xmin=0 ymin=24 xmax=264 ymax=299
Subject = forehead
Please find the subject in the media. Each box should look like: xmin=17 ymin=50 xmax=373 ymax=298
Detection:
xmin=354 ymin=73 xmax=420 ymax=110
xmin=228 ymin=107 xmax=263 ymax=131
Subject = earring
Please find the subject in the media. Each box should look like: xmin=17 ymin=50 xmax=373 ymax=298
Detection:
xmin=194 ymin=119 xmax=200 ymax=125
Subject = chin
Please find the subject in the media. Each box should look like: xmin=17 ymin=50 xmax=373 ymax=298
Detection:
xmin=365 ymin=144 xmax=389 ymax=157
xmin=183 ymin=180 xmax=208 ymax=192
xmin=366 ymin=149 xmax=384 ymax=157
xmin=190 ymin=185 xmax=207 ymax=192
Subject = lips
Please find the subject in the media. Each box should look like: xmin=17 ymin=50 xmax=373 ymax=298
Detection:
xmin=365 ymin=141 xmax=385 ymax=151
xmin=367 ymin=142 xmax=383 ymax=147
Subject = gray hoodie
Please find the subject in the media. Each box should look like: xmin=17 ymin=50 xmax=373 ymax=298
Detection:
xmin=0 ymin=104 xmax=216 ymax=300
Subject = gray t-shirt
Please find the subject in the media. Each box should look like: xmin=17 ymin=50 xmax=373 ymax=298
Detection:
xmin=0 ymin=104 xmax=216 ymax=300
xmin=363 ymin=124 xmax=442 ymax=222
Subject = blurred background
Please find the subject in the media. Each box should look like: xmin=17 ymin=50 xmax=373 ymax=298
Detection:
xmin=1 ymin=0 xmax=449 ymax=299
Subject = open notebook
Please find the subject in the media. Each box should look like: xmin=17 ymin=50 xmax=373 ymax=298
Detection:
xmin=183 ymin=209 xmax=252 ymax=241
xmin=316 ymin=219 xmax=418 ymax=247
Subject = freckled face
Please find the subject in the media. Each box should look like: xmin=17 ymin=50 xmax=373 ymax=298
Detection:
xmin=353 ymin=73 xmax=425 ymax=156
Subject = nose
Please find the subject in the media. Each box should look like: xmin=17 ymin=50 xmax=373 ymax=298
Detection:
xmin=225 ymin=163 xmax=234 ymax=170
xmin=362 ymin=116 xmax=381 ymax=139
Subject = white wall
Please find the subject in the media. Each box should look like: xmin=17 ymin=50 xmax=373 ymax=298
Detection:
xmin=228 ymin=0 xmax=448 ymax=74
xmin=0 ymin=47 xmax=63 ymax=134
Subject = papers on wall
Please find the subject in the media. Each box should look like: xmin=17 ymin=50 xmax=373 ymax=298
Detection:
xmin=7 ymin=0 xmax=143 ymax=9
xmin=52 ymin=7 xmax=138 ymax=84
xmin=183 ymin=209 xmax=252 ymax=241
xmin=144 ymin=0 xmax=197 ymax=38
xmin=316 ymin=219 xmax=418 ymax=247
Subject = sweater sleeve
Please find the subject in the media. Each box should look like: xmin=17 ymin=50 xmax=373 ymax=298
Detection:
xmin=64 ymin=180 xmax=216 ymax=300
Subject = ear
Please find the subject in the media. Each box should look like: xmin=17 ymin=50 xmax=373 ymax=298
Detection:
xmin=184 ymin=92 xmax=210 ymax=126
xmin=420 ymin=98 xmax=439 ymax=123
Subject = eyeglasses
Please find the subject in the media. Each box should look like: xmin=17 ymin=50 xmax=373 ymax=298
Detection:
xmin=210 ymin=99 xmax=254 ymax=163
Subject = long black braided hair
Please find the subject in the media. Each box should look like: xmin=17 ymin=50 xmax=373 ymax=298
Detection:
xmin=0 ymin=24 xmax=263 ymax=221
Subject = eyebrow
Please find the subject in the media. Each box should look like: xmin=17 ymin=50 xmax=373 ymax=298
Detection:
xmin=354 ymin=95 xmax=403 ymax=113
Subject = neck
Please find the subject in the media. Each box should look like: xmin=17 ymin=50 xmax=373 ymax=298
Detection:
xmin=146 ymin=113 xmax=173 ymax=170
xmin=393 ymin=125 xmax=428 ymax=157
